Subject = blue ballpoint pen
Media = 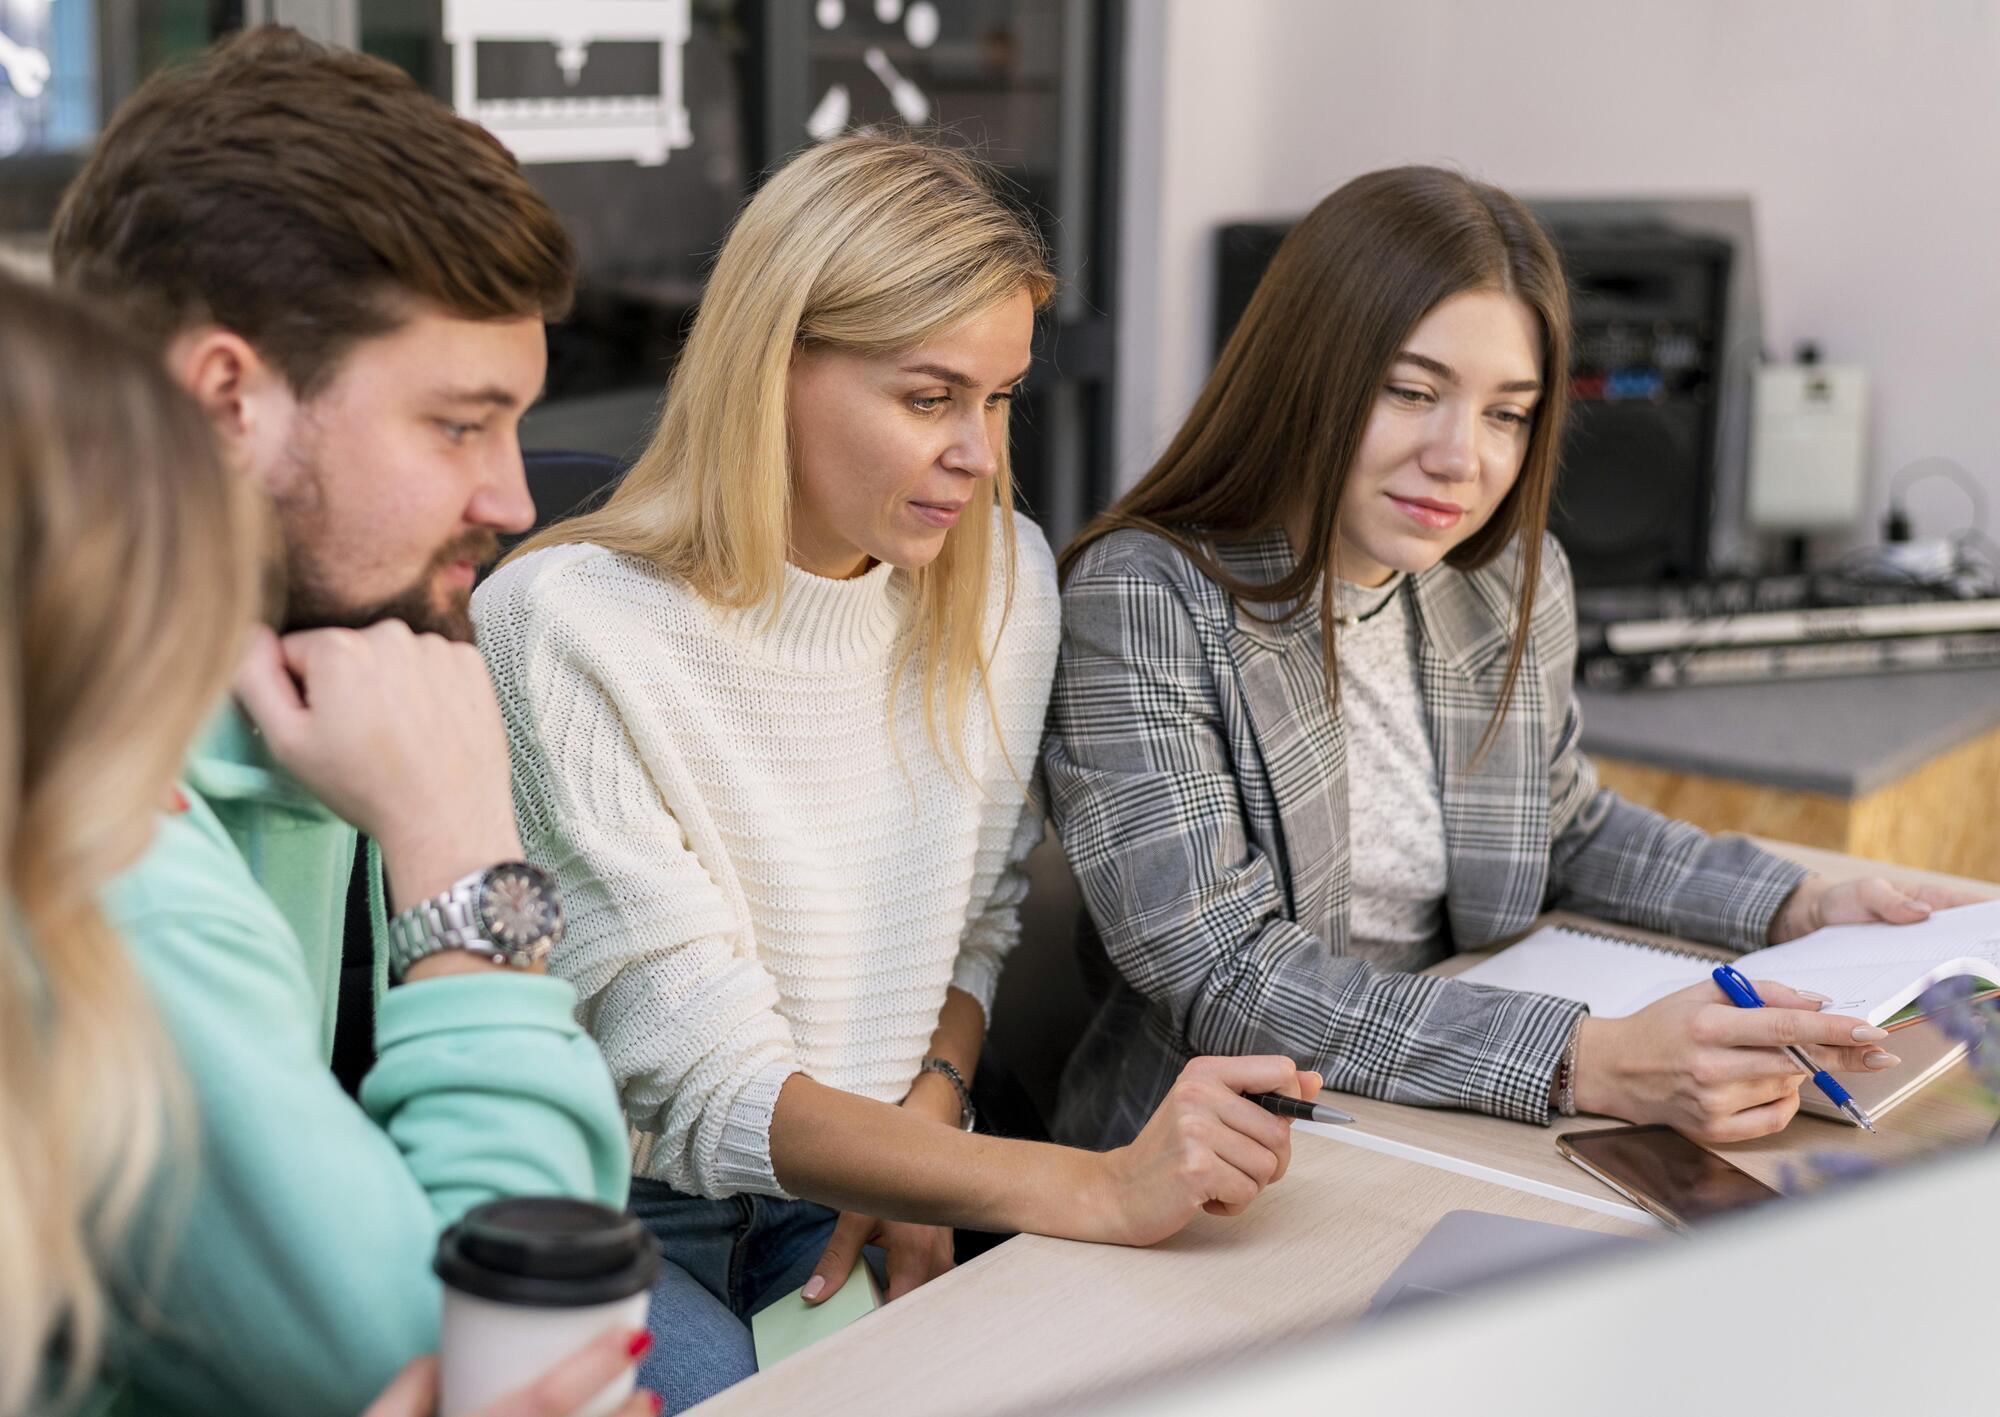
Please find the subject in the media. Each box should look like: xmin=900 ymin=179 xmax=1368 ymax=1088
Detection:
xmin=1711 ymin=964 xmax=1877 ymax=1132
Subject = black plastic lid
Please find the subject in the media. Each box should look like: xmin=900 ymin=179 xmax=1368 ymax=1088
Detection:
xmin=435 ymin=1198 xmax=659 ymax=1307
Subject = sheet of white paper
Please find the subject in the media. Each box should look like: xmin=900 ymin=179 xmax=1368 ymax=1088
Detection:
xmin=1452 ymin=930 xmax=1710 ymax=1017
xmin=1455 ymin=901 xmax=2000 ymax=1025
xmin=1730 ymin=898 xmax=2000 ymax=1022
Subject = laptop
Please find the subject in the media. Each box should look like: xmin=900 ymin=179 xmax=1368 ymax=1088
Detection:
xmin=1366 ymin=1210 xmax=1648 ymax=1318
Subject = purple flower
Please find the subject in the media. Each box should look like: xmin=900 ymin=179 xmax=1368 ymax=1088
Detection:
xmin=1917 ymin=977 xmax=1990 ymax=1046
xmin=1912 ymin=978 xmax=2000 ymax=1110
xmin=1803 ymin=1151 xmax=1879 ymax=1184
xmin=1777 ymin=1150 xmax=1881 ymax=1199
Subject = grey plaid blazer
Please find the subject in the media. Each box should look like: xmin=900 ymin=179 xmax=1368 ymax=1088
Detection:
xmin=1043 ymin=526 xmax=1808 ymax=1149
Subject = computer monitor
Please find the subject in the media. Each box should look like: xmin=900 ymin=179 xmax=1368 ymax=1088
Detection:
xmin=1090 ymin=1130 xmax=2000 ymax=1411
xmin=1214 ymin=197 xmax=1766 ymax=585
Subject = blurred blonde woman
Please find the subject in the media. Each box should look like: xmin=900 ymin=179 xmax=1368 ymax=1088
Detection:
xmin=0 ymin=271 xmax=663 ymax=1417
xmin=0 ymin=271 xmax=260 ymax=1415
xmin=476 ymin=133 xmax=1316 ymax=1412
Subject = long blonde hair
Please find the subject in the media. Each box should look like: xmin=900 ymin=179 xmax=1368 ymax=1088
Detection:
xmin=509 ymin=134 xmax=1055 ymax=767
xmin=0 ymin=271 xmax=265 ymax=1413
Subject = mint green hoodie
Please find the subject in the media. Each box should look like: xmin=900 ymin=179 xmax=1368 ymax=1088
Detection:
xmin=97 ymin=709 xmax=630 ymax=1417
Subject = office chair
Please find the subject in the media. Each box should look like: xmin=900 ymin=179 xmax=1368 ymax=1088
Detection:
xmin=984 ymin=826 xmax=1095 ymax=1135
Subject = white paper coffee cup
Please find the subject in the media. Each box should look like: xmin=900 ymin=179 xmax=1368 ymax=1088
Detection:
xmin=435 ymin=1197 xmax=659 ymax=1417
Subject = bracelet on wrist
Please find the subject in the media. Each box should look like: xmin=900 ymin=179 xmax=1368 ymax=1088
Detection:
xmin=916 ymin=1056 xmax=976 ymax=1132
xmin=1554 ymin=1018 xmax=1583 ymax=1119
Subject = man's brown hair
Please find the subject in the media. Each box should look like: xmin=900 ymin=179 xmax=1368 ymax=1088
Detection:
xmin=51 ymin=25 xmax=575 ymax=395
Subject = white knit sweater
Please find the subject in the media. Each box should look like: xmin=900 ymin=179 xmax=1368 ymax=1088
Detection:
xmin=472 ymin=510 xmax=1060 ymax=1199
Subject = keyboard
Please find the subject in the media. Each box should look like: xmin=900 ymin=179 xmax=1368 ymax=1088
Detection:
xmin=1575 ymin=570 xmax=2000 ymax=689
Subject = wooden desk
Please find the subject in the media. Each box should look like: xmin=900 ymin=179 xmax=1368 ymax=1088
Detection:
xmin=690 ymin=1139 xmax=1654 ymax=1416
xmin=1751 ymin=834 xmax=2000 ymax=896
xmin=690 ymin=842 xmax=1998 ymax=1414
xmin=1323 ymin=1046 xmax=1996 ymax=1198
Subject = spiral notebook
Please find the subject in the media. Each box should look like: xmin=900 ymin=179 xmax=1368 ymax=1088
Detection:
xmin=1455 ymin=899 xmax=2000 ymax=1025
xmin=1452 ymin=924 xmax=1724 ymax=1019
xmin=1455 ymin=901 xmax=2000 ymax=1120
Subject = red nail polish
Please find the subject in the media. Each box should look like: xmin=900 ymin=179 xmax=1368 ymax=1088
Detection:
xmin=647 ymin=1393 xmax=664 ymax=1416
xmin=628 ymin=1330 xmax=653 ymax=1359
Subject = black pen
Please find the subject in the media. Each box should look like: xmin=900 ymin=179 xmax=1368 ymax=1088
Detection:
xmin=1248 ymin=1092 xmax=1357 ymax=1126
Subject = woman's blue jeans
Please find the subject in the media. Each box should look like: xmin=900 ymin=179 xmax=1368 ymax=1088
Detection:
xmin=628 ymin=1177 xmax=886 ymax=1413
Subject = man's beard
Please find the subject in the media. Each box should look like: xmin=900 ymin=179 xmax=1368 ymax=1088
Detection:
xmin=282 ymin=527 xmax=501 ymax=642
xmin=272 ymin=430 xmax=501 ymax=643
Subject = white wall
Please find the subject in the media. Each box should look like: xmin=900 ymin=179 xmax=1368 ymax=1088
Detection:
xmin=1116 ymin=0 xmax=2000 ymax=548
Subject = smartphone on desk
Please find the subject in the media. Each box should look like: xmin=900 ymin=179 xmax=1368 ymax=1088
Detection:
xmin=1557 ymin=1124 xmax=1781 ymax=1233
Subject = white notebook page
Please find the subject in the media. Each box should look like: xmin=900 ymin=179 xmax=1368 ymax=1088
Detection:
xmin=1456 ymin=900 xmax=2000 ymax=1022
xmin=1452 ymin=929 xmax=1710 ymax=1017
xmin=1731 ymin=898 xmax=2000 ymax=1023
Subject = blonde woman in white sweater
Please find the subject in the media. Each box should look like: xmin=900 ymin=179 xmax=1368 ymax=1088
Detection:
xmin=474 ymin=135 xmax=1317 ymax=1411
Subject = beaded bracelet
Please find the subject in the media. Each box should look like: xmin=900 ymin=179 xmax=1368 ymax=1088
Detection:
xmin=1554 ymin=1019 xmax=1584 ymax=1118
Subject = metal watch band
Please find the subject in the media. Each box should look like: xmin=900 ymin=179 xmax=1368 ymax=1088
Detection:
xmin=387 ymin=864 xmax=550 ymax=980
xmin=919 ymin=1057 xmax=977 ymax=1132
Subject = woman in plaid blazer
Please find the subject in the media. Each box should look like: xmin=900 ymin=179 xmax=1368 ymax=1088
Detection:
xmin=1044 ymin=167 xmax=1967 ymax=1152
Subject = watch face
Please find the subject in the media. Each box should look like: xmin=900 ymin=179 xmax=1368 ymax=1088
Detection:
xmin=477 ymin=863 xmax=562 ymax=950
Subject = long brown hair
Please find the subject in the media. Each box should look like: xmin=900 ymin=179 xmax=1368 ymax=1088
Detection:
xmin=0 ymin=270 xmax=265 ymax=1414
xmin=1066 ymin=165 xmax=1571 ymax=748
xmin=508 ymin=133 xmax=1055 ymax=774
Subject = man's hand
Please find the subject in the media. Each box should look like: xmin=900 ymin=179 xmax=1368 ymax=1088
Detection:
xmin=233 ymin=621 xmax=524 ymax=910
xmin=1767 ymin=875 xmax=1986 ymax=944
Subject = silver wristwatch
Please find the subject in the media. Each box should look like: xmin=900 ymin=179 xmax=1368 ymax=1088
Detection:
xmin=387 ymin=861 xmax=564 ymax=981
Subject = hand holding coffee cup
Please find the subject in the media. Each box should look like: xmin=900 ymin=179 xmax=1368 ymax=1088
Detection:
xmin=432 ymin=1198 xmax=660 ymax=1417
xmin=362 ymin=1331 xmax=660 ymax=1417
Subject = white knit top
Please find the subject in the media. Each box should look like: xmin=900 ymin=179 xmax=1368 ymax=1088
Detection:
xmin=1331 ymin=574 xmax=1449 ymax=969
xmin=472 ymin=510 xmax=1060 ymax=1199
